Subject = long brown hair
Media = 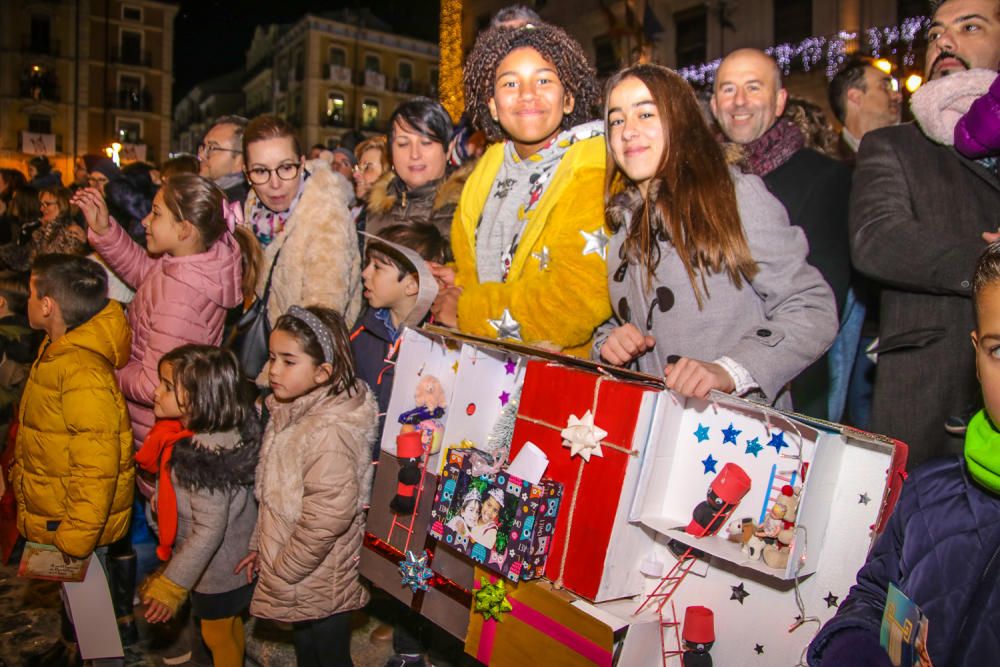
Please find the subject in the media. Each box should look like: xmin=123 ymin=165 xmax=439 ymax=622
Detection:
xmin=604 ymin=64 xmax=757 ymax=308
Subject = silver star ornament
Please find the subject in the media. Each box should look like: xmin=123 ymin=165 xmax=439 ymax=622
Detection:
xmin=560 ymin=410 xmax=608 ymax=462
xmin=488 ymin=308 xmax=523 ymax=341
xmin=532 ymin=246 xmax=552 ymax=271
xmin=580 ymin=227 xmax=610 ymax=260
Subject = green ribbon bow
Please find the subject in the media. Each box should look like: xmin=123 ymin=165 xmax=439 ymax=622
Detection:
xmin=474 ymin=577 xmax=513 ymax=622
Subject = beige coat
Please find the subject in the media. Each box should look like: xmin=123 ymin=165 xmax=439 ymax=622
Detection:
xmin=250 ymin=384 xmax=378 ymax=622
xmin=250 ymin=160 xmax=363 ymax=328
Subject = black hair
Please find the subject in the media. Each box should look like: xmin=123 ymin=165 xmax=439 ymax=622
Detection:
xmin=273 ymin=305 xmax=358 ymax=397
xmin=159 ymin=344 xmax=254 ymax=433
xmin=388 ymin=97 xmax=454 ymax=149
xmin=828 ymin=57 xmax=874 ymax=124
xmin=464 ymin=23 xmax=599 ymax=142
xmin=0 ymin=274 xmax=29 ymax=315
xmin=366 ymin=223 xmax=452 ymax=279
xmin=30 ymin=254 xmax=108 ymax=328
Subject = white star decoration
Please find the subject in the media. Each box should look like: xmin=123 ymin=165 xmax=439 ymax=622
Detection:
xmin=560 ymin=410 xmax=608 ymax=462
xmin=580 ymin=227 xmax=610 ymax=260
xmin=532 ymin=246 xmax=552 ymax=271
xmin=488 ymin=308 xmax=523 ymax=341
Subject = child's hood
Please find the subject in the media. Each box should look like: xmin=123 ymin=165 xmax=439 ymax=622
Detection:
xmin=160 ymin=231 xmax=242 ymax=309
xmin=46 ymin=299 xmax=131 ymax=369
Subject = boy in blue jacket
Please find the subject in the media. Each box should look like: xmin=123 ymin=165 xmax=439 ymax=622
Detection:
xmin=350 ymin=223 xmax=451 ymax=458
xmin=808 ymin=242 xmax=1000 ymax=666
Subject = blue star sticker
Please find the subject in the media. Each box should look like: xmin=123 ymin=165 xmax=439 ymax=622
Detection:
xmin=701 ymin=454 xmax=718 ymax=474
xmin=767 ymin=431 xmax=788 ymax=454
xmin=745 ymin=437 xmax=763 ymax=457
xmin=694 ymin=423 xmax=710 ymax=443
xmin=722 ymin=423 xmax=742 ymax=445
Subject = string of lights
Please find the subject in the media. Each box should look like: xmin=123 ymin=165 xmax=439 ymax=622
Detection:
xmin=439 ymin=0 xmax=464 ymax=122
xmin=677 ymin=16 xmax=930 ymax=87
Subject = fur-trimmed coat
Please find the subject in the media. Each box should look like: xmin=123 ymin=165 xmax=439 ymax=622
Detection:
xmin=250 ymin=384 xmax=378 ymax=622
xmin=249 ymin=161 xmax=363 ymax=329
xmin=452 ymin=136 xmax=612 ymax=358
xmin=364 ymin=164 xmax=472 ymax=239
xmin=161 ymin=422 xmax=260 ymax=595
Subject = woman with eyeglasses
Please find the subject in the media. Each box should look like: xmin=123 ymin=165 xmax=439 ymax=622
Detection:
xmin=364 ymin=98 xmax=471 ymax=240
xmin=242 ymin=115 xmax=362 ymax=336
xmin=596 ymin=64 xmax=837 ymax=407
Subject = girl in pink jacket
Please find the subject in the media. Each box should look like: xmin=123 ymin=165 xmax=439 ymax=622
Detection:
xmin=73 ymin=175 xmax=244 ymax=460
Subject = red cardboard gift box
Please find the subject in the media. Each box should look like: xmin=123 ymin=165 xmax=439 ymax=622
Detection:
xmin=509 ymin=360 xmax=657 ymax=601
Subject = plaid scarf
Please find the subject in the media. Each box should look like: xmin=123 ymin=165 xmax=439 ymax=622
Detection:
xmin=740 ymin=118 xmax=806 ymax=177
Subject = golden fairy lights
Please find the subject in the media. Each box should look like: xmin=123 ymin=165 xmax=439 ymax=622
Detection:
xmin=439 ymin=0 xmax=464 ymax=123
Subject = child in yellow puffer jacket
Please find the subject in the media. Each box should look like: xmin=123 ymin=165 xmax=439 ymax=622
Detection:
xmin=13 ymin=253 xmax=134 ymax=664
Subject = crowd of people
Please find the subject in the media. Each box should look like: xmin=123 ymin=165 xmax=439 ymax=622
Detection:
xmin=2 ymin=0 xmax=1000 ymax=665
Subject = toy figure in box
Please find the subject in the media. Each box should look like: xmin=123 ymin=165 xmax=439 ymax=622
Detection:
xmin=672 ymin=464 xmax=751 ymax=557
xmin=682 ymin=606 xmax=715 ymax=667
xmin=398 ymin=375 xmax=447 ymax=455
xmin=447 ymin=488 xmax=482 ymax=537
xmin=756 ymin=486 xmax=795 ymax=543
xmin=390 ymin=375 xmax=448 ymax=515
xmin=762 ymin=486 xmax=800 ymax=569
xmin=469 ymin=487 xmax=504 ymax=550
xmin=688 ymin=463 xmax=752 ymax=538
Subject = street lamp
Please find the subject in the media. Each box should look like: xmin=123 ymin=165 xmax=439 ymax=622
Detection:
xmin=105 ymin=142 xmax=122 ymax=167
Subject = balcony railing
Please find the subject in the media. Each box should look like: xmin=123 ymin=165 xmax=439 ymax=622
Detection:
xmin=108 ymin=88 xmax=153 ymax=112
xmin=321 ymin=113 xmax=354 ymax=128
xmin=320 ymin=66 xmax=432 ymax=96
xmin=20 ymin=77 xmax=61 ymax=102
xmin=112 ymin=47 xmax=153 ymax=68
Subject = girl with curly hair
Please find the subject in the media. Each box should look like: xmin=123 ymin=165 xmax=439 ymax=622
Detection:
xmin=430 ymin=22 xmax=611 ymax=356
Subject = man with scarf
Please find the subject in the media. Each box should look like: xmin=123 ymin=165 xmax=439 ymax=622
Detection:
xmin=711 ymin=48 xmax=852 ymax=421
xmin=847 ymin=0 xmax=1000 ymax=468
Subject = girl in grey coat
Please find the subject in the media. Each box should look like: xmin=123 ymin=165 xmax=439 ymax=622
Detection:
xmin=597 ymin=65 xmax=837 ymax=408
xmin=139 ymin=345 xmax=260 ymax=667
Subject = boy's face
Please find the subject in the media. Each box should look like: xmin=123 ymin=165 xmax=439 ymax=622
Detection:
xmin=27 ymin=276 xmax=49 ymax=330
xmin=361 ymin=254 xmax=417 ymax=311
xmin=973 ymin=284 xmax=1000 ymax=422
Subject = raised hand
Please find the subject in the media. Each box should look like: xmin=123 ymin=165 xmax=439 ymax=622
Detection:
xmin=69 ymin=187 xmax=111 ymax=235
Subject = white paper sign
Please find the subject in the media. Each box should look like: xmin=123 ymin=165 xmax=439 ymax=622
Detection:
xmin=62 ymin=554 xmax=124 ymax=660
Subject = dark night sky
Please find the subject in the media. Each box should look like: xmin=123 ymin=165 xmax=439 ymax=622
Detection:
xmin=173 ymin=0 xmax=441 ymax=101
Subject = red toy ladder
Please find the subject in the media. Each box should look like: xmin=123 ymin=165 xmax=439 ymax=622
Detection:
xmin=385 ymin=443 xmax=433 ymax=553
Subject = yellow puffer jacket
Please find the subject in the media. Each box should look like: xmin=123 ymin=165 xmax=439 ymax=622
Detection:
xmin=13 ymin=300 xmax=134 ymax=559
xmin=452 ymin=134 xmax=612 ymax=358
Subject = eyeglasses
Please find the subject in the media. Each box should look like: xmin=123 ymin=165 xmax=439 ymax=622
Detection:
xmin=246 ymin=162 xmax=301 ymax=185
xmin=39 ymin=200 xmax=58 ymax=208
xmin=87 ymin=175 xmax=109 ymax=185
xmin=198 ymin=142 xmax=242 ymax=158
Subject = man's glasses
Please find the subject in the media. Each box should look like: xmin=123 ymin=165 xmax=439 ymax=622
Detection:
xmin=198 ymin=142 xmax=243 ymax=158
xmin=245 ymin=162 xmax=301 ymax=185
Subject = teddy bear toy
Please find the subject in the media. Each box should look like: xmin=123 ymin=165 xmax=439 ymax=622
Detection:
xmin=762 ymin=485 xmax=801 ymax=569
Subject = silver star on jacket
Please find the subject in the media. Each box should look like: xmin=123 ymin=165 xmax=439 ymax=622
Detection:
xmin=580 ymin=227 xmax=610 ymax=260
xmin=488 ymin=308 xmax=523 ymax=341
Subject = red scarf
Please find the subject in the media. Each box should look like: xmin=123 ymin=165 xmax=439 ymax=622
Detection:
xmin=135 ymin=419 xmax=193 ymax=561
